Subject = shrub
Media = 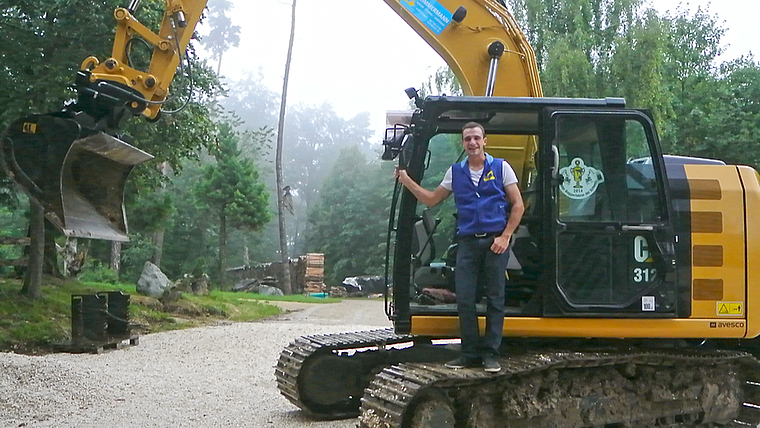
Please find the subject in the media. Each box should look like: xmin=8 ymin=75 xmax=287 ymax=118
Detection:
xmin=78 ymin=261 xmax=119 ymax=284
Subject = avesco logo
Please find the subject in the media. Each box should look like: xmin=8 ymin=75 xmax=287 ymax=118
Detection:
xmin=709 ymin=321 xmax=745 ymax=328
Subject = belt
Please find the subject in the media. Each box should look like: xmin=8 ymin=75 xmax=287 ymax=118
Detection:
xmin=461 ymin=232 xmax=499 ymax=239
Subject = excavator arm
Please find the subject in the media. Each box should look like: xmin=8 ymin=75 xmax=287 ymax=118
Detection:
xmin=382 ymin=0 xmax=541 ymax=98
xmin=79 ymin=0 xmax=207 ymax=124
xmin=381 ymin=0 xmax=542 ymax=183
xmin=0 ymin=0 xmax=208 ymax=241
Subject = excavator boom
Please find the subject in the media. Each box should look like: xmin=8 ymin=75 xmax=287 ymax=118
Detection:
xmin=382 ymin=0 xmax=541 ymax=98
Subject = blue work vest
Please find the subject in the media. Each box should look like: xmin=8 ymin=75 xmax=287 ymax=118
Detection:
xmin=451 ymin=154 xmax=508 ymax=236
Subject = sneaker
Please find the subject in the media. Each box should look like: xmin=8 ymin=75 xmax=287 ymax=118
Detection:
xmin=444 ymin=356 xmax=481 ymax=369
xmin=482 ymin=356 xmax=501 ymax=373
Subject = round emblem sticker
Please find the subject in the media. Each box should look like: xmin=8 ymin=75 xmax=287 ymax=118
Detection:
xmin=559 ymin=157 xmax=605 ymax=200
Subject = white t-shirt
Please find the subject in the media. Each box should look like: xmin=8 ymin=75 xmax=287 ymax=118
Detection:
xmin=440 ymin=160 xmax=518 ymax=191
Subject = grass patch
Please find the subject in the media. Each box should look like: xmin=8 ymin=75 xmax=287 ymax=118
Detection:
xmin=212 ymin=292 xmax=342 ymax=304
xmin=0 ymin=277 xmax=319 ymax=354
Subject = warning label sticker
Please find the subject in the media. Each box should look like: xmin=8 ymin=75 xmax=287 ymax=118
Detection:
xmin=716 ymin=301 xmax=743 ymax=316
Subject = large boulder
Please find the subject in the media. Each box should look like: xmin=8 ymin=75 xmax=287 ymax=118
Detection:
xmin=258 ymin=284 xmax=284 ymax=297
xmin=137 ymin=261 xmax=172 ymax=297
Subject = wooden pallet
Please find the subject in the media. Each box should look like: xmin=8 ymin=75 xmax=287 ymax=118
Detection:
xmin=53 ymin=335 xmax=139 ymax=354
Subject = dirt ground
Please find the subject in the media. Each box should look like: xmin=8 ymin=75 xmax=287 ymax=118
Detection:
xmin=0 ymin=298 xmax=390 ymax=428
xmin=269 ymin=298 xmax=392 ymax=327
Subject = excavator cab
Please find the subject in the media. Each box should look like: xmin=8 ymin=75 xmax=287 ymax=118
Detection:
xmin=1 ymin=112 xmax=152 ymax=241
xmin=386 ymin=95 xmax=679 ymax=333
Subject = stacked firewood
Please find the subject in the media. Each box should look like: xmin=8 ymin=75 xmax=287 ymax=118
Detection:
xmin=303 ymin=253 xmax=325 ymax=295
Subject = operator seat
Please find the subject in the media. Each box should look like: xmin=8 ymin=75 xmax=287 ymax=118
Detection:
xmin=411 ymin=209 xmax=455 ymax=296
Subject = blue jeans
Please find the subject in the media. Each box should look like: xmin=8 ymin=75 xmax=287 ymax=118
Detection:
xmin=455 ymin=235 xmax=509 ymax=359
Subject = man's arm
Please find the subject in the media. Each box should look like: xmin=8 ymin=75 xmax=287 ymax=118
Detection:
xmin=395 ymin=167 xmax=451 ymax=208
xmin=490 ymin=182 xmax=525 ymax=254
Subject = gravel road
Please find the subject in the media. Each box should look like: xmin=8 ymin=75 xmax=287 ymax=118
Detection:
xmin=0 ymin=299 xmax=391 ymax=428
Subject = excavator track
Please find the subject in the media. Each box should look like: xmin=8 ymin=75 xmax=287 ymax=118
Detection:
xmin=360 ymin=349 xmax=760 ymax=428
xmin=275 ymin=328 xmax=416 ymax=419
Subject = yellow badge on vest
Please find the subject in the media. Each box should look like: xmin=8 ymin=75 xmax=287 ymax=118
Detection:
xmin=483 ymin=170 xmax=495 ymax=181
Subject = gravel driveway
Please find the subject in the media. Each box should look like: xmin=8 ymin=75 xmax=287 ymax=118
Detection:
xmin=1 ymin=299 xmax=391 ymax=428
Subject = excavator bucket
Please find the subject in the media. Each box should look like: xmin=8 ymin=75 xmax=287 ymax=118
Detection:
xmin=1 ymin=114 xmax=153 ymax=241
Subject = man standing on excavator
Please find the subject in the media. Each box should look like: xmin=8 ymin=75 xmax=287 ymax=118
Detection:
xmin=395 ymin=122 xmax=525 ymax=372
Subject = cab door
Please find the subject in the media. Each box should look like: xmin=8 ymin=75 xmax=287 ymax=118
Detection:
xmin=542 ymin=109 xmax=677 ymax=316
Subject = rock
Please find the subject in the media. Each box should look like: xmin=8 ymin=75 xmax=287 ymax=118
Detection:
xmin=137 ymin=261 xmax=172 ymax=297
xmin=174 ymin=275 xmax=192 ymax=292
xmin=160 ymin=286 xmax=183 ymax=303
xmin=258 ymin=284 xmax=284 ymax=297
xmin=191 ymin=274 xmax=210 ymax=295
xmin=175 ymin=273 xmax=210 ymax=295
xmin=327 ymin=285 xmax=347 ymax=298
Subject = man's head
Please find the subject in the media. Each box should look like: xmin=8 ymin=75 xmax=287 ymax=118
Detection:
xmin=461 ymin=122 xmax=487 ymax=158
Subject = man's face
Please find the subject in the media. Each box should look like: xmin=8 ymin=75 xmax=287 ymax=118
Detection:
xmin=462 ymin=126 xmax=486 ymax=157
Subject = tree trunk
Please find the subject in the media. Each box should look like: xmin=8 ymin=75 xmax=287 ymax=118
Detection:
xmin=110 ymin=241 xmax=121 ymax=274
xmin=151 ymin=229 xmax=165 ymax=267
xmin=43 ymin=219 xmax=63 ymax=278
xmin=20 ymin=203 xmax=44 ymax=299
xmin=218 ymin=211 xmax=227 ymax=288
xmin=275 ymin=0 xmax=297 ymax=295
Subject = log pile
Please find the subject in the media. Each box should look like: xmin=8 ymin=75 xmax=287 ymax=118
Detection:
xmin=226 ymin=253 xmax=326 ymax=295
xmin=303 ymin=253 xmax=325 ymax=295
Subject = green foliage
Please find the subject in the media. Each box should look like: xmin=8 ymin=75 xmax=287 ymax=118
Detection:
xmin=195 ymin=123 xmax=271 ymax=231
xmin=146 ymin=153 xmax=252 ymax=283
xmin=193 ymin=122 xmax=271 ymax=282
xmin=120 ymin=232 xmax=156 ymax=282
xmin=505 ymin=0 xmax=760 ymax=167
xmin=0 ymin=203 xmax=29 ymax=274
xmin=306 ymin=146 xmax=393 ymax=286
xmin=0 ymin=0 xmax=123 ymax=124
xmin=670 ymin=57 xmax=760 ymax=168
xmin=77 ymin=260 xmax=119 ymax=284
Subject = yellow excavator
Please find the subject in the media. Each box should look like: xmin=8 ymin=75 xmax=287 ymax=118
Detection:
xmin=4 ymin=1 xmax=760 ymax=427
xmin=0 ymin=0 xmax=204 ymax=241
xmin=275 ymin=1 xmax=760 ymax=427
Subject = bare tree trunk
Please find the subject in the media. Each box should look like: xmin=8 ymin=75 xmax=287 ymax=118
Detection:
xmin=151 ymin=230 xmax=165 ymax=266
xmin=43 ymin=219 xmax=63 ymax=278
xmin=21 ymin=203 xmax=44 ymax=298
xmin=218 ymin=211 xmax=227 ymax=289
xmin=62 ymin=238 xmax=76 ymax=276
xmin=151 ymin=161 xmax=170 ymax=268
xmin=110 ymin=241 xmax=121 ymax=274
xmin=275 ymin=0 xmax=297 ymax=295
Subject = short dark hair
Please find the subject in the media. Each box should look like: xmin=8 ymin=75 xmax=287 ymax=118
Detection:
xmin=462 ymin=121 xmax=485 ymax=137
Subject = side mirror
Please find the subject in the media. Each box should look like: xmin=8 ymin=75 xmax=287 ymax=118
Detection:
xmin=382 ymin=125 xmax=412 ymax=161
